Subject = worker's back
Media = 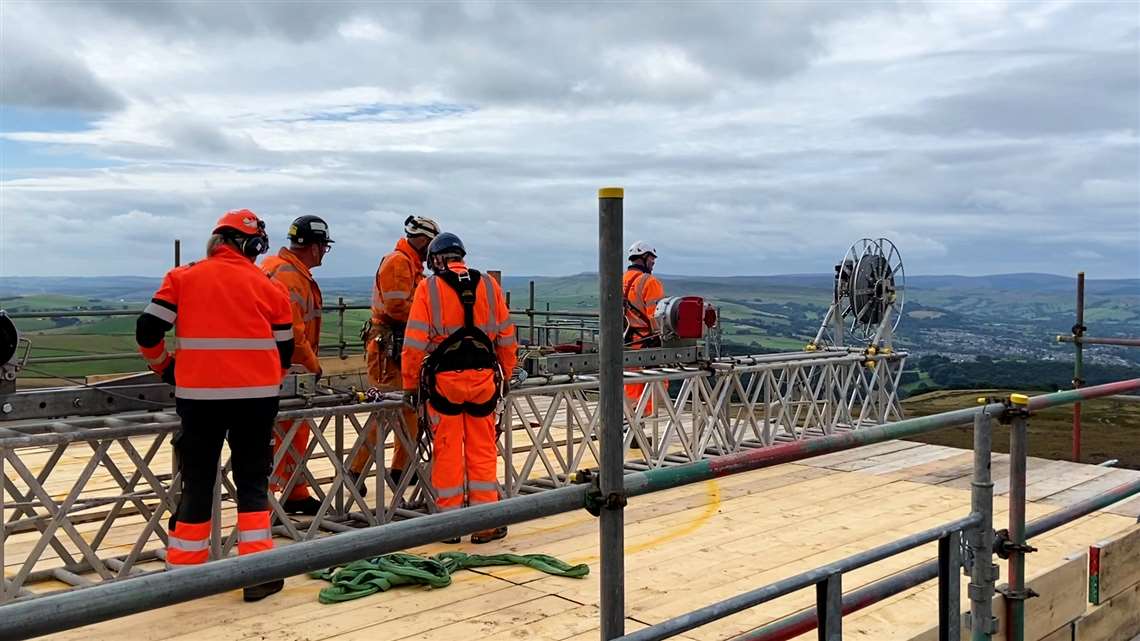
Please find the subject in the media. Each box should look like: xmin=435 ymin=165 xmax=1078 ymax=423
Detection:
xmin=160 ymin=245 xmax=291 ymax=398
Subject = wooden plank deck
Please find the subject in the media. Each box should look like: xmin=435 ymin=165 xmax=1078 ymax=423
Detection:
xmin=17 ymin=439 xmax=1139 ymax=641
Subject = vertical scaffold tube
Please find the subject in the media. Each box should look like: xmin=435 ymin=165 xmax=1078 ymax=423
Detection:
xmin=1006 ymin=395 xmax=1030 ymax=641
xmin=1072 ymin=271 xmax=1084 ymax=461
xmin=598 ymin=186 xmax=626 ymax=640
xmin=970 ymin=409 xmax=996 ymax=641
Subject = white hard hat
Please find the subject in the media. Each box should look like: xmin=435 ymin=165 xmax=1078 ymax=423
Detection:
xmin=404 ymin=215 xmax=440 ymax=239
xmin=627 ymin=240 xmax=657 ymax=259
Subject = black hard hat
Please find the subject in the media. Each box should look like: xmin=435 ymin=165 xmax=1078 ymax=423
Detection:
xmin=287 ymin=215 xmax=334 ymax=245
xmin=428 ymin=232 xmax=466 ymax=259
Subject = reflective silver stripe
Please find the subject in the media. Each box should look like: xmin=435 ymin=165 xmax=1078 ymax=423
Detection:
xmin=144 ymin=302 xmax=177 ymax=323
xmin=436 ymin=485 xmax=464 ymax=499
xmin=302 ymin=309 xmax=321 ymax=322
xmin=165 ymin=561 xmax=202 ymax=570
xmin=468 ymin=497 xmax=497 ymax=506
xmin=406 ymin=320 xmax=430 ymax=332
xmin=289 ymin=291 xmax=310 ymax=309
xmin=424 ymin=342 xmax=438 ymax=354
xmin=273 ymin=264 xmax=298 ymax=274
xmin=384 ymin=290 xmax=410 ymax=301
xmin=404 ymin=337 xmax=429 ymax=350
xmin=177 ymin=338 xmax=277 ymax=350
xmin=644 ymin=294 xmax=663 ymax=306
xmin=273 ymin=329 xmax=293 ymax=341
xmin=437 ymin=503 xmax=462 ymax=512
xmin=426 ymin=277 xmax=443 ymax=337
xmin=468 ymin=480 xmax=499 ymax=492
xmin=495 ymin=334 xmax=517 ymax=347
xmin=238 ymin=528 xmax=273 ymax=542
xmin=168 ymin=536 xmax=210 ymax=552
xmin=176 ymin=385 xmax=281 ymax=400
xmin=371 ymin=287 xmax=383 ymax=308
xmin=635 ymin=275 xmax=648 ymax=306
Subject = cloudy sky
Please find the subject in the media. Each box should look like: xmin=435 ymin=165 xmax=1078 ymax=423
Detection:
xmin=1 ymin=1 xmax=1137 ymax=279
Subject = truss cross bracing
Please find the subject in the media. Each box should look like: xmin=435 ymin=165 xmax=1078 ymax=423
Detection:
xmin=0 ymin=349 xmax=904 ymax=600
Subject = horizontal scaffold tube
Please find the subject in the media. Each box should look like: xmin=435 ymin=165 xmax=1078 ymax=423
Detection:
xmin=730 ymin=476 xmax=1140 ymax=641
xmin=1 ymin=381 xmax=1136 ymax=640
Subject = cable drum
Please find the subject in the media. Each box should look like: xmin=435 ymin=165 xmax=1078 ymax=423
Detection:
xmin=815 ymin=238 xmax=905 ymax=347
xmin=0 ymin=312 xmax=18 ymax=366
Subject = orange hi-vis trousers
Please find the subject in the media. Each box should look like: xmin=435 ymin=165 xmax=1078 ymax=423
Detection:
xmin=429 ymin=369 xmax=500 ymax=513
xmin=271 ymin=419 xmax=311 ymax=501
xmin=351 ymin=330 xmax=418 ymax=475
xmin=166 ymin=511 xmax=272 ymax=569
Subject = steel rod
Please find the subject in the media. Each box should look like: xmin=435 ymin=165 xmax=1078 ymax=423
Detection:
xmin=1056 ymin=335 xmax=1140 ymax=347
xmin=1072 ymin=272 xmax=1085 ymax=462
xmin=598 ymin=187 xmax=626 ymax=640
xmin=616 ymin=514 xmax=982 ymax=641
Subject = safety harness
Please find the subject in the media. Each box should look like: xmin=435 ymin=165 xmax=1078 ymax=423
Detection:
xmin=418 ymin=268 xmax=505 ymax=417
xmin=623 ymin=268 xmax=661 ymax=349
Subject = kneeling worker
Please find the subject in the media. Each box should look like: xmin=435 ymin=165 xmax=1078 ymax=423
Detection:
xmin=262 ymin=215 xmax=332 ymax=515
xmin=136 ymin=209 xmax=292 ymax=601
xmin=401 ymin=232 xmax=516 ymax=543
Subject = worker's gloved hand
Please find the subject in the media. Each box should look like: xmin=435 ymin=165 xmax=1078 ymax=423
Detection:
xmin=362 ymin=387 xmax=385 ymax=402
xmin=160 ymin=361 xmax=176 ymax=386
xmin=402 ymin=388 xmax=419 ymax=407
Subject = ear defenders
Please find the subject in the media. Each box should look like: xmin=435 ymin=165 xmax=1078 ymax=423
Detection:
xmin=225 ymin=218 xmax=269 ymax=258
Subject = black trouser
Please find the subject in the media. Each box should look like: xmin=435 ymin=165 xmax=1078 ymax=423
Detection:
xmin=173 ymin=396 xmax=279 ymax=524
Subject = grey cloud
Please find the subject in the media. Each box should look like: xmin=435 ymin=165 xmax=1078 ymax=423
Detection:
xmin=87 ymin=1 xmax=362 ymax=42
xmin=867 ymin=49 xmax=1139 ymax=137
xmin=161 ymin=115 xmax=263 ymax=156
xmin=0 ymin=30 xmax=124 ymax=111
xmin=73 ymin=2 xmax=894 ymax=106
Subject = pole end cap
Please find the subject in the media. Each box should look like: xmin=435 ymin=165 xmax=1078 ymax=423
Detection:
xmin=1010 ymin=393 xmax=1030 ymax=406
xmin=598 ymin=187 xmax=624 ymax=199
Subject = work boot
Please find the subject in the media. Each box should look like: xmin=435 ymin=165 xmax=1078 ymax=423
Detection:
xmin=243 ymin=578 xmax=284 ymax=602
xmin=347 ymin=470 xmax=368 ymax=497
xmin=282 ymin=496 xmax=322 ymax=516
xmin=390 ymin=468 xmax=419 ymax=488
xmin=471 ymin=526 xmax=508 ymax=544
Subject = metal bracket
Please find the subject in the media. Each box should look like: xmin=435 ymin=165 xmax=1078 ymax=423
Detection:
xmin=582 ymin=472 xmax=628 ymax=517
xmin=980 ymin=396 xmax=1030 ymax=425
xmin=996 ymin=585 xmax=1039 ymax=601
xmin=963 ymin=612 xmax=999 ymax=634
xmin=994 ymin=528 xmax=1038 ymax=560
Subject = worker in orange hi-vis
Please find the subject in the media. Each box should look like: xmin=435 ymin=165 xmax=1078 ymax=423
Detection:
xmin=261 ymin=215 xmax=332 ymax=516
xmin=401 ymin=232 xmax=516 ymax=544
xmin=622 ymin=240 xmax=665 ymax=419
xmin=349 ymin=215 xmax=440 ymax=496
xmin=135 ymin=209 xmax=292 ymax=602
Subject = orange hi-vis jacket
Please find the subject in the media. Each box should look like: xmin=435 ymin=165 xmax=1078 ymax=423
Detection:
xmin=623 ymin=266 xmax=665 ymax=341
xmin=262 ymin=248 xmax=323 ymax=374
xmin=371 ymin=238 xmax=423 ymax=328
xmin=138 ymin=245 xmax=293 ymax=400
xmin=401 ymin=262 xmax=517 ymax=391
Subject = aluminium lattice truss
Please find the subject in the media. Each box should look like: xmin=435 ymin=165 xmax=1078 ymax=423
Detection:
xmin=0 ymin=348 xmax=905 ymax=601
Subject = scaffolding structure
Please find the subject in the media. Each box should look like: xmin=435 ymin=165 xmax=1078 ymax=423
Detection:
xmin=0 ymin=190 xmax=1138 ymax=641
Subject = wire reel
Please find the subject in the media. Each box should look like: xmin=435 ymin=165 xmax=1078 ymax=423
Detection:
xmin=813 ymin=238 xmax=905 ymax=348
